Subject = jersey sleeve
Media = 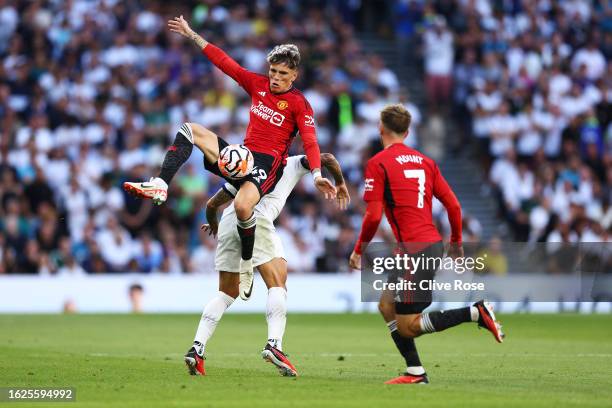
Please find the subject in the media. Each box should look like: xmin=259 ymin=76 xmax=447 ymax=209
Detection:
xmin=296 ymin=100 xmax=321 ymax=171
xmin=432 ymin=164 xmax=463 ymax=243
xmin=363 ymin=160 xmax=385 ymax=202
xmin=202 ymin=44 xmax=258 ymax=95
xmin=353 ymin=200 xmax=383 ymax=255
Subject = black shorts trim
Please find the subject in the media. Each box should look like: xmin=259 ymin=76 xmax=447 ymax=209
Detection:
xmin=203 ymin=136 xmax=285 ymax=197
xmin=395 ymin=301 xmax=431 ymax=315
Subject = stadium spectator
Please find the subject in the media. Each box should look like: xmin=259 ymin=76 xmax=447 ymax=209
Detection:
xmin=423 ymin=16 xmax=454 ymax=111
xmin=477 ymin=237 xmax=508 ymax=276
xmin=128 ymin=283 xmax=144 ymax=313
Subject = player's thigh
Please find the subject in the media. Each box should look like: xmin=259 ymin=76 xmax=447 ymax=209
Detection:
xmin=258 ymin=257 xmax=287 ymax=289
xmin=393 ymin=242 xmax=443 ymax=330
xmin=218 ymin=271 xmax=239 ymax=299
xmin=214 ymin=216 xmax=241 ymax=273
xmin=233 ymin=181 xmax=261 ymax=219
xmin=187 ymin=122 xmax=221 ymax=163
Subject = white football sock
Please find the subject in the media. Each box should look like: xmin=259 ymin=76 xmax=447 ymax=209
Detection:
xmin=193 ymin=291 xmax=235 ymax=353
xmin=470 ymin=306 xmax=479 ymax=322
xmin=406 ymin=366 xmax=426 ymax=375
xmin=266 ymin=287 xmax=287 ymax=350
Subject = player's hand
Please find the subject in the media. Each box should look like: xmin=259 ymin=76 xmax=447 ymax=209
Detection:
xmin=335 ymin=183 xmax=350 ymax=210
xmin=349 ymin=250 xmax=361 ymax=270
xmin=201 ymin=223 xmax=218 ymax=238
xmin=447 ymin=243 xmax=464 ymax=259
xmin=315 ymin=177 xmax=337 ymax=200
xmin=168 ymin=15 xmax=194 ymax=38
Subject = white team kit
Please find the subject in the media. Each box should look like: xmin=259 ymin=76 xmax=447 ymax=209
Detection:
xmin=215 ymin=155 xmax=309 ymax=272
xmin=185 ymin=155 xmax=308 ymax=377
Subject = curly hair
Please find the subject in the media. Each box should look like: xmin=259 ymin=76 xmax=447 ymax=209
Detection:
xmin=266 ymin=44 xmax=301 ymax=69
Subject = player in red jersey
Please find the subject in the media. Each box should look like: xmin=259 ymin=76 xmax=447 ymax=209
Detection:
xmin=349 ymin=105 xmax=504 ymax=385
xmin=124 ymin=16 xmax=336 ymax=298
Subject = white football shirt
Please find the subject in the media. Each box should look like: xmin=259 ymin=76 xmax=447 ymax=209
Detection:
xmin=221 ymin=155 xmax=309 ymax=223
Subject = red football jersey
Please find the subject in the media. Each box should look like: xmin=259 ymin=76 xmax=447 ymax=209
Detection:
xmin=203 ymin=44 xmax=321 ymax=170
xmin=363 ymin=143 xmax=462 ymax=244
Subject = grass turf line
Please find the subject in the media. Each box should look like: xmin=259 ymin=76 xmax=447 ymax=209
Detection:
xmin=1 ymin=314 xmax=611 ymax=408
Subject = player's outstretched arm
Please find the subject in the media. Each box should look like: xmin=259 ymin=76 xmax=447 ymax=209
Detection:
xmin=321 ymin=153 xmax=350 ymax=210
xmin=201 ymin=188 xmax=233 ymax=237
xmin=168 ymin=15 xmax=208 ymax=49
xmin=168 ymin=15 xmax=254 ymax=92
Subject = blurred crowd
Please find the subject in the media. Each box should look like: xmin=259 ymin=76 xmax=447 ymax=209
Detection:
xmin=0 ymin=0 xmax=425 ymax=275
xmin=1 ymin=0 xmax=609 ymax=276
xmin=404 ymin=0 xmax=611 ymax=247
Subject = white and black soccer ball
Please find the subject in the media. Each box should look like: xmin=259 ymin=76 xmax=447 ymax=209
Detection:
xmin=218 ymin=144 xmax=254 ymax=180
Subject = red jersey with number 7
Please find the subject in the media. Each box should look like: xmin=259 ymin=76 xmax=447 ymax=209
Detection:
xmin=202 ymin=44 xmax=321 ymax=170
xmin=363 ymin=143 xmax=462 ymax=244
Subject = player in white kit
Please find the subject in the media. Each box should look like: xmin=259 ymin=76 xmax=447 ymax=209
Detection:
xmin=184 ymin=153 xmax=349 ymax=377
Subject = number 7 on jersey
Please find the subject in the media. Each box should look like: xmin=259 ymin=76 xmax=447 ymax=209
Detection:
xmin=404 ymin=169 xmax=425 ymax=208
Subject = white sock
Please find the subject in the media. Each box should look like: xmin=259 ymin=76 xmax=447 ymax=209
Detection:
xmin=470 ymin=306 xmax=479 ymax=322
xmin=193 ymin=291 xmax=235 ymax=354
xmin=406 ymin=366 xmax=426 ymax=375
xmin=266 ymin=287 xmax=287 ymax=350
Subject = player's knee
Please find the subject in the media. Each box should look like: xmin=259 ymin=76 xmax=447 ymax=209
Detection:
xmin=267 ymin=274 xmax=287 ymax=289
xmin=218 ymin=273 xmax=240 ymax=298
xmin=397 ymin=316 xmax=422 ymax=338
xmin=397 ymin=324 xmax=418 ymax=338
xmin=234 ymin=200 xmax=254 ymax=220
xmin=378 ymin=301 xmax=395 ymax=321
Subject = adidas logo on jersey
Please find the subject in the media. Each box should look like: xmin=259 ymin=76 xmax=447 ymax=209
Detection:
xmin=258 ymin=91 xmax=266 ymax=97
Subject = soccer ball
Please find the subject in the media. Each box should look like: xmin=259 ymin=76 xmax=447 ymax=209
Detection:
xmin=218 ymin=144 xmax=254 ymax=180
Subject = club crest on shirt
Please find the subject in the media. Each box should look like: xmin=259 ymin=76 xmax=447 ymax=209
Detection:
xmin=277 ymin=100 xmax=288 ymax=110
xmin=364 ymin=178 xmax=374 ymax=192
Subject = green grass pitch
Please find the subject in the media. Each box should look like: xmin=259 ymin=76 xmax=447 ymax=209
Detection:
xmin=1 ymin=313 xmax=611 ymax=407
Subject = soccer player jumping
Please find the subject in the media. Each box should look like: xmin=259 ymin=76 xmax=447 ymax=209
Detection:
xmin=349 ymin=105 xmax=504 ymax=385
xmin=124 ymin=16 xmax=336 ymax=298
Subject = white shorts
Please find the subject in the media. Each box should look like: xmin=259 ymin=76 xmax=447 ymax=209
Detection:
xmin=215 ymin=215 xmax=285 ymax=273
